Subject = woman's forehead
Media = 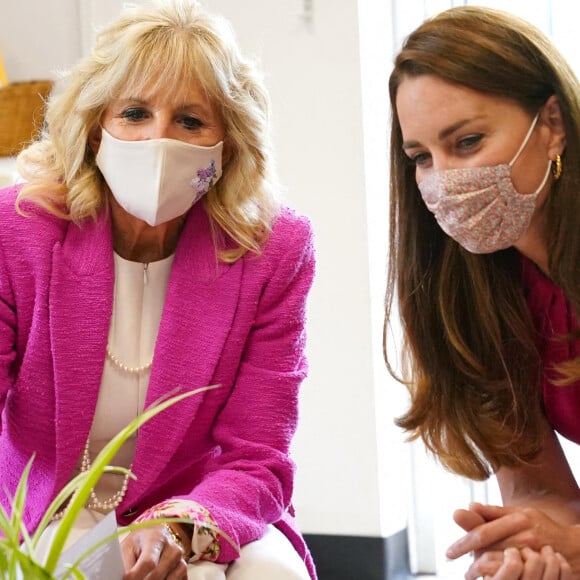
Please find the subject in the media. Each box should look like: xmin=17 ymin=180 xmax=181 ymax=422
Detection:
xmin=116 ymin=74 xmax=212 ymax=105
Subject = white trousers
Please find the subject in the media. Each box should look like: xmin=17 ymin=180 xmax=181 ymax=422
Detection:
xmin=39 ymin=512 xmax=310 ymax=580
xmin=187 ymin=525 xmax=310 ymax=580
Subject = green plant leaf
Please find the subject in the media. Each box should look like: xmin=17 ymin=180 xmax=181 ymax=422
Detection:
xmin=32 ymin=466 xmax=132 ymax=550
xmin=6 ymin=456 xmax=34 ymax=546
xmin=11 ymin=549 xmax=53 ymax=579
xmin=42 ymin=385 xmax=220 ymax=574
xmin=61 ymin=566 xmax=85 ymax=580
xmin=0 ymin=457 xmax=36 ymax=579
xmin=0 ymin=384 xmax=219 ymax=578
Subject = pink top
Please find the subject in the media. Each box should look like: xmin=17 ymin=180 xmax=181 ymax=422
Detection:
xmin=522 ymin=256 xmax=580 ymax=444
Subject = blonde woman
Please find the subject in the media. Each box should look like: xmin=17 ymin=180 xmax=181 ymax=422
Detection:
xmin=0 ymin=1 xmax=315 ymax=578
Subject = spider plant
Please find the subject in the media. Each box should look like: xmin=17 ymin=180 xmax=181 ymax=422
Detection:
xmin=0 ymin=385 xmax=220 ymax=579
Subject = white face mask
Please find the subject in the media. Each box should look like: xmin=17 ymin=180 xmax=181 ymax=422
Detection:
xmin=96 ymin=128 xmax=223 ymax=226
xmin=417 ymin=113 xmax=551 ymax=254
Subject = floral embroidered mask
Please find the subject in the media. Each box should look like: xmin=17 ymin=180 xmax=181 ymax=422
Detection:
xmin=97 ymin=128 xmax=223 ymax=226
xmin=417 ymin=112 xmax=551 ymax=254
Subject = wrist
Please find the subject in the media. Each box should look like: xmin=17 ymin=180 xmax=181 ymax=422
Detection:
xmin=163 ymin=523 xmax=192 ymax=559
xmin=564 ymin=524 xmax=580 ymax=573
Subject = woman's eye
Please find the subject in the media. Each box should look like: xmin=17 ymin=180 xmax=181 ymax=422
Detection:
xmin=121 ymin=108 xmax=148 ymax=122
xmin=410 ymin=151 xmax=431 ymax=167
xmin=457 ymin=134 xmax=483 ymax=150
xmin=180 ymin=116 xmax=203 ymax=130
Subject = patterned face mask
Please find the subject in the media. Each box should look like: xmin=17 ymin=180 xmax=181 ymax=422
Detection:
xmin=96 ymin=128 xmax=223 ymax=227
xmin=417 ymin=112 xmax=551 ymax=254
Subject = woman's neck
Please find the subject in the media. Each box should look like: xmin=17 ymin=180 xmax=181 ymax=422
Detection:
xmin=514 ymin=209 xmax=549 ymax=276
xmin=108 ymin=194 xmax=186 ymax=263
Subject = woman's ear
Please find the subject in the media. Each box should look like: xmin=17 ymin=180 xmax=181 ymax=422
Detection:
xmin=541 ymin=94 xmax=566 ymax=158
xmin=87 ymin=125 xmax=102 ymax=155
xmin=222 ymin=139 xmax=233 ymax=166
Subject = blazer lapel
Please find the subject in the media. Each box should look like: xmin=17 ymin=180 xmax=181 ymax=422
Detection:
xmin=49 ymin=216 xmax=114 ymax=486
xmin=129 ymin=203 xmax=244 ymax=495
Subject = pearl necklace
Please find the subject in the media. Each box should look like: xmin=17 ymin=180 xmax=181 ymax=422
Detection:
xmin=81 ymin=437 xmax=132 ymax=512
xmin=51 ymin=438 xmax=132 ymax=520
xmin=106 ymin=345 xmax=152 ymax=374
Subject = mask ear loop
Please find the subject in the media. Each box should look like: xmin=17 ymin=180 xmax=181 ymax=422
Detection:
xmin=509 ymin=112 xmax=540 ymax=167
xmin=532 ymin=161 xmax=553 ymax=195
xmin=508 ymin=111 xmax=551 ymax=195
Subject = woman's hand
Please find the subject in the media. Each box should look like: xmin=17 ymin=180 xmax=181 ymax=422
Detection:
xmin=121 ymin=524 xmax=188 ymax=579
xmin=447 ymin=503 xmax=574 ymax=562
xmin=464 ymin=546 xmax=572 ymax=580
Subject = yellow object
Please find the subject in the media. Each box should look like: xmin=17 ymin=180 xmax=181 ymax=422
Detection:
xmin=0 ymin=50 xmax=8 ymax=86
xmin=0 ymin=48 xmax=54 ymax=156
xmin=0 ymin=80 xmax=53 ymax=156
xmin=552 ymin=153 xmax=563 ymax=181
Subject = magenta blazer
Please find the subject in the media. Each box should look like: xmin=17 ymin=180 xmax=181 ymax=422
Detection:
xmin=0 ymin=184 xmax=316 ymax=577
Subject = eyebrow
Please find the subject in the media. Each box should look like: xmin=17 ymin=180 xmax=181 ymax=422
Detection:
xmin=116 ymin=97 xmax=210 ymax=113
xmin=402 ymin=116 xmax=484 ymax=150
xmin=114 ymin=98 xmax=146 ymax=105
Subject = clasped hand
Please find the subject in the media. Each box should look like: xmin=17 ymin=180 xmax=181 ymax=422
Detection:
xmin=447 ymin=503 xmax=576 ymax=579
xmin=121 ymin=525 xmax=188 ymax=580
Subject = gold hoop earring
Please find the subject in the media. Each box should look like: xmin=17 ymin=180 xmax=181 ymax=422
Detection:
xmin=552 ymin=154 xmax=562 ymax=181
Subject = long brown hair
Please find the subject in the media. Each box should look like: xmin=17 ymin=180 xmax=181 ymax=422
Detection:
xmin=385 ymin=6 xmax=580 ymax=479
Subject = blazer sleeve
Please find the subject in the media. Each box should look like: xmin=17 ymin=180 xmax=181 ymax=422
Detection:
xmin=177 ymin=214 xmax=316 ymax=562
xmin=0 ymin=232 xmax=17 ymax=431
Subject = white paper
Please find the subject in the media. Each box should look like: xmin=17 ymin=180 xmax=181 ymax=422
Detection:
xmin=53 ymin=511 xmax=124 ymax=579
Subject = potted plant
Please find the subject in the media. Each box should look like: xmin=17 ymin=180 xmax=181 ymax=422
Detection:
xmin=0 ymin=386 xmax=222 ymax=579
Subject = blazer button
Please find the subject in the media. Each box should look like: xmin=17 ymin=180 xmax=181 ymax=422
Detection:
xmin=123 ymin=507 xmax=137 ymax=517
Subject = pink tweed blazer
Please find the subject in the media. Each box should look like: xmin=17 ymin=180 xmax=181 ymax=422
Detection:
xmin=0 ymin=184 xmax=316 ymax=576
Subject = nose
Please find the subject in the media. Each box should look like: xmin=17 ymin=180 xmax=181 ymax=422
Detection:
xmin=431 ymin=154 xmax=452 ymax=173
xmin=148 ymin=122 xmax=172 ymax=140
xmin=144 ymin=113 xmax=173 ymax=140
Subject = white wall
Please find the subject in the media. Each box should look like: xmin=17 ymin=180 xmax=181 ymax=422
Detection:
xmin=0 ymin=0 xmax=411 ymax=541
xmin=198 ymin=0 xmax=410 ymax=539
xmin=0 ymin=1 xmax=80 ymax=82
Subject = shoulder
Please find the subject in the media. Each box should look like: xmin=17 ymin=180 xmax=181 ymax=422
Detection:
xmin=271 ymin=206 xmax=313 ymax=236
xmin=0 ymin=183 xmax=67 ymax=255
xmin=261 ymin=205 xmax=315 ymax=263
xmin=0 ymin=184 xmax=21 ymax=223
xmin=521 ymin=254 xmax=572 ymax=334
xmin=240 ymin=206 xmax=315 ymax=292
xmin=521 ymin=255 xmax=561 ymax=312
xmin=246 ymin=206 xmax=316 ymax=300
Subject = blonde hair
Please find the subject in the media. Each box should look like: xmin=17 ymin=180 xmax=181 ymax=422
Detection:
xmin=17 ymin=0 xmax=278 ymax=261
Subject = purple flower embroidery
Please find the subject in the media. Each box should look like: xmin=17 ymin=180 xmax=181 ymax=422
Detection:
xmin=191 ymin=160 xmax=217 ymax=200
